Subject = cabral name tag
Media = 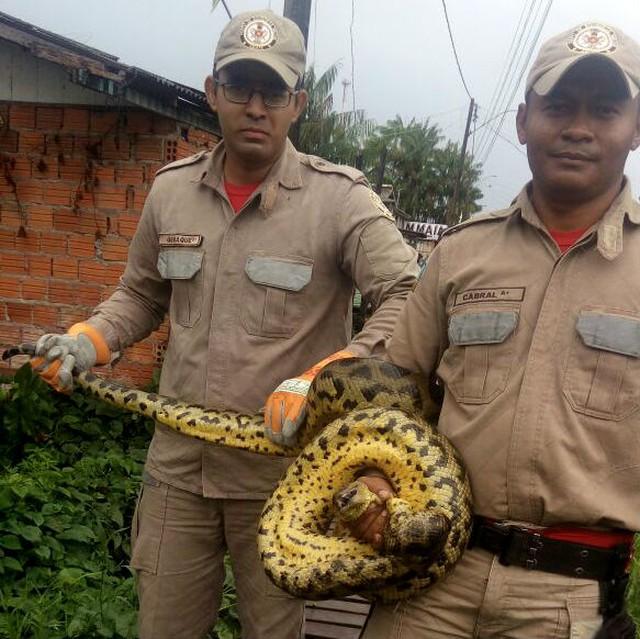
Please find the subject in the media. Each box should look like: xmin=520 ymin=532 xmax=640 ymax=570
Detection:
xmin=158 ymin=234 xmax=203 ymax=247
xmin=455 ymin=287 xmax=525 ymax=306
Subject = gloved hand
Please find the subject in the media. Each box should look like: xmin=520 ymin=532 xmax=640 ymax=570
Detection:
xmin=31 ymin=322 xmax=111 ymax=393
xmin=264 ymin=349 xmax=354 ymax=447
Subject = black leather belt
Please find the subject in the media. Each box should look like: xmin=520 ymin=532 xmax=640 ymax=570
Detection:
xmin=468 ymin=518 xmax=631 ymax=582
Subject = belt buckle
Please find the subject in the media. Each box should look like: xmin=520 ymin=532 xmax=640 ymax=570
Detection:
xmin=497 ymin=524 xmax=544 ymax=570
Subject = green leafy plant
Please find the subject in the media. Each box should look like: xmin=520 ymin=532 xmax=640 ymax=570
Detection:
xmin=0 ymin=366 xmax=240 ymax=639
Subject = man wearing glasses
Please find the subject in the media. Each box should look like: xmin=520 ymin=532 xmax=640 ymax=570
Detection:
xmin=30 ymin=9 xmax=419 ymax=638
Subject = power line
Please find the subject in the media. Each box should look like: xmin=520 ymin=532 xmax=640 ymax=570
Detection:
xmin=440 ymin=0 xmax=473 ymax=100
xmin=479 ymin=0 xmax=553 ymax=164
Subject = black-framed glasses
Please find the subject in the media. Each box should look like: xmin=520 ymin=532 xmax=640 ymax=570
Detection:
xmin=215 ymin=81 xmax=296 ymax=108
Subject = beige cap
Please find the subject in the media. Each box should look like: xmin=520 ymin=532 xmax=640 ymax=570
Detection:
xmin=526 ymin=23 xmax=640 ymax=98
xmin=214 ymin=10 xmax=306 ymax=89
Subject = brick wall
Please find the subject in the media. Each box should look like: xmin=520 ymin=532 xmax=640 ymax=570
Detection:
xmin=0 ymin=102 xmax=219 ymax=386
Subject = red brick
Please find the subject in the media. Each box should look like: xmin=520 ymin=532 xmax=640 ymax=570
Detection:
xmin=54 ymin=209 xmax=108 ymax=235
xmin=115 ymin=166 xmax=144 ymax=185
xmin=6 ymin=302 xmax=32 ymax=324
xmin=15 ymin=182 xmax=44 ymax=204
xmin=58 ymin=308 xmax=89 ymax=327
xmin=0 ymin=130 xmax=18 ymax=153
xmin=78 ymin=260 xmax=123 ymax=284
xmin=151 ymin=115 xmax=176 ymax=135
xmin=90 ymin=111 xmax=119 ymax=134
xmin=102 ymin=136 xmax=130 ymax=161
xmin=131 ymin=187 xmax=148 ymax=211
xmin=94 ymin=185 xmax=127 ymax=210
xmin=27 ymin=205 xmax=54 ymax=229
xmin=9 ymin=156 xmax=32 ymax=178
xmin=9 ymin=104 xmax=36 ymax=129
xmin=43 ymin=183 xmax=74 ymax=206
xmin=31 ymin=156 xmax=59 ymax=179
xmin=125 ymin=111 xmax=154 ymax=134
xmin=102 ymin=237 xmax=129 ymax=261
xmin=176 ymin=138 xmax=193 ymax=160
xmin=0 ymin=229 xmax=15 ymax=250
xmin=124 ymin=341 xmax=156 ymax=364
xmin=68 ymin=235 xmax=96 ymax=257
xmin=151 ymin=321 xmax=170 ymax=340
xmin=15 ymin=231 xmax=40 ymax=253
xmin=49 ymin=133 xmax=75 ymax=155
xmin=0 ymin=276 xmax=22 ymax=299
xmin=58 ymin=157 xmax=86 ymax=181
xmin=39 ymin=232 xmax=67 ymax=255
xmin=63 ymin=108 xmax=90 ymax=132
xmin=1 ymin=253 xmax=26 ymax=274
xmin=0 ymin=205 xmax=21 ymax=227
xmin=52 ymin=256 xmax=78 ymax=280
xmin=144 ymin=162 xmax=164 ymax=181
xmin=135 ymin=136 xmax=164 ymax=161
xmin=27 ymin=255 xmax=52 ymax=277
xmin=76 ymin=283 xmax=103 ymax=306
xmin=117 ymin=214 xmax=140 ymax=238
xmin=32 ymin=304 xmax=57 ymax=327
xmin=18 ymin=130 xmax=46 ymax=154
xmin=21 ymin=325 xmax=48 ymax=343
xmin=0 ymin=322 xmax=21 ymax=345
xmin=22 ymin=279 xmax=47 ymax=300
xmin=49 ymin=281 xmax=76 ymax=304
xmin=94 ymin=165 xmax=115 ymax=183
xmin=36 ymin=107 xmax=64 ymax=130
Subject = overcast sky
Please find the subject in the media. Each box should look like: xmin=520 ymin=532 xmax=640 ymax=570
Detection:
xmin=2 ymin=0 xmax=640 ymax=212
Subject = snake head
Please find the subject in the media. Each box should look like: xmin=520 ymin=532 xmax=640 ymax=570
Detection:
xmin=333 ymin=480 xmax=382 ymax=523
xmin=2 ymin=343 xmax=36 ymax=360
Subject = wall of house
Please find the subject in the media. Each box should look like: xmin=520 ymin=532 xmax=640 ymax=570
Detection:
xmin=0 ymin=101 xmax=218 ymax=385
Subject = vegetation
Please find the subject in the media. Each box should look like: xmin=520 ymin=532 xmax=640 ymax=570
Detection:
xmin=0 ymin=366 xmax=240 ymax=639
xmin=297 ymin=65 xmax=483 ymax=223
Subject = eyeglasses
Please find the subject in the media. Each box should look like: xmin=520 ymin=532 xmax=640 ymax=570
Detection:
xmin=216 ymin=81 xmax=296 ymax=109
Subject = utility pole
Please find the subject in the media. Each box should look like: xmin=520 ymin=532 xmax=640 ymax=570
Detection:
xmin=284 ymin=0 xmax=312 ymax=147
xmin=283 ymin=0 xmax=312 ymax=46
xmin=446 ymin=97 xmax=475 ymax=226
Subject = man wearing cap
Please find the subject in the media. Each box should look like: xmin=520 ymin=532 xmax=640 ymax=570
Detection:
xmin=27 ymin=8 xmax=419 ymax=639
xmin=355 ymin=22 xmax=640 ymax=639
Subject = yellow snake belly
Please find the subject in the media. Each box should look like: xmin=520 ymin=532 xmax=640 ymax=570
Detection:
xmin=5 ymin=352 xmax=472 ymax=601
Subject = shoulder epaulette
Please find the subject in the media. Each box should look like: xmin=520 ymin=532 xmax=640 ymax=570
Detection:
xmin=301 ymin=154 xmax=367 ymax=183
xmin=155 ymin=150 xmax=209 ymax=176
xmin=439 ymin=205 xmax=517 ymax=240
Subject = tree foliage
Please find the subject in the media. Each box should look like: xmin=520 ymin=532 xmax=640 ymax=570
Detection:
xmin=297 ymin=66 xmax=483 ymax=223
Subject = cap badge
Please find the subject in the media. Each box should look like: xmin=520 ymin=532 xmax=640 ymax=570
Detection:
xmin=241 ymin=17 xmax=277 ymax=49
xmin=569 ymin=24 xmax=617 ymax=54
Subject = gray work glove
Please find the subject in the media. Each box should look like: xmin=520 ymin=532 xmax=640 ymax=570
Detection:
xmin=33 ymin=333 xmax=98 ymax=392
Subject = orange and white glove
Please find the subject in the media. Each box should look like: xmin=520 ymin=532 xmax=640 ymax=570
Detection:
xmin=264 ymin=349 xmax=354 ymax=447
xmin=31 ymin=322 xmax=111 ymax=393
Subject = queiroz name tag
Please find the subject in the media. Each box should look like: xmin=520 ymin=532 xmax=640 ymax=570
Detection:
xmin=158 ymin=234 xmax=203 ymax=247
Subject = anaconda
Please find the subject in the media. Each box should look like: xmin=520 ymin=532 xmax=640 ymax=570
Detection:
xmin=2 ymin=350 xmax=472 ymax=602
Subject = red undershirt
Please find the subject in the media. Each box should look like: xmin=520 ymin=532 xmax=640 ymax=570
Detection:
xmin=548 ymin=227 xmax=587 ymax=254
xmin=224 ymin=180 xmax=261 ymax=213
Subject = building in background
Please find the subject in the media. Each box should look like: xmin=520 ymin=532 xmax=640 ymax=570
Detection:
xmin=0 ymin=12 xmax=220 ymax=384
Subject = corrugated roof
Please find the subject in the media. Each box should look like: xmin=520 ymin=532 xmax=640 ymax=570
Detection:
xmin=0 ymin=10 xmax=218 ymax=132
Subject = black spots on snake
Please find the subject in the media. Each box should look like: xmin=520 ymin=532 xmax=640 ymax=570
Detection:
xmin=317 ymin=436 xmax=329 ymax=452
xmin=123 ymin=392 xmax=138 ymax=403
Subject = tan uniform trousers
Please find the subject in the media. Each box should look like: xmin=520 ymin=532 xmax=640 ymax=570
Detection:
xmin=130 ymin=473 xmax=304 ymax=639
xmin=362 ymin=547 xmax=603 ymax=639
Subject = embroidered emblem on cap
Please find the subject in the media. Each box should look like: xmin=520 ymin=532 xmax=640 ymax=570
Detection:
xmin=241 ymin=17 xmax=277 ymax=49
xmin=569 ymin=24 xmax=617 ymax=54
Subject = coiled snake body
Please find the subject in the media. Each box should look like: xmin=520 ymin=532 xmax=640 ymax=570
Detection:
xmin=4 ymin=351 xmax=472 ymax=602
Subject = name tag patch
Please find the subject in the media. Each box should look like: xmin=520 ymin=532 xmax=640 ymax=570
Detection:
xmin=455 ymin=287 xmax=525 ymax=306
xmin=159 ymin=234 xmax=203 ymax=247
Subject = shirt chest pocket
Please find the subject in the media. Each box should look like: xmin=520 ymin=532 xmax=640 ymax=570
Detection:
xmin=157 ymin=249 xmax=204 ymax=328
xmin=439 ymin=309 xmax=519 ymax=403
xmin=564 ymin=310 xmax=640 ymax=420
xmin=242 ymin=254 xmax=313 ymax=338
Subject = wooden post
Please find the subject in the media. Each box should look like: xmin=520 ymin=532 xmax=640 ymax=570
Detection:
xmin=447 ymin=97 xmax=475 ymax=226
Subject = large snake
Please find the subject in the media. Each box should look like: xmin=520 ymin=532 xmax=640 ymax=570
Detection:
xmin=3 ymin=348 xmax=472 ymax=602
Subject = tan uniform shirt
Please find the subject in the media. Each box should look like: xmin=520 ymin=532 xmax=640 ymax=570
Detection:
xmin=89 ymin=140 xmax=419 ymax=498
xmin=388 ymin=182 xmax=640 ymax=531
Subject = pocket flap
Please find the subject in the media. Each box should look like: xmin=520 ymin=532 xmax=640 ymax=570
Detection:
xmin=577 ymin=311 xmax=640 ymax=358
xmin=449 ymin=310 xmax=518 ymax=346
xmin=245 ymin=256 xmax=312 ymax=292
xmin=157 ymin=249 xmax=203 ymax=280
